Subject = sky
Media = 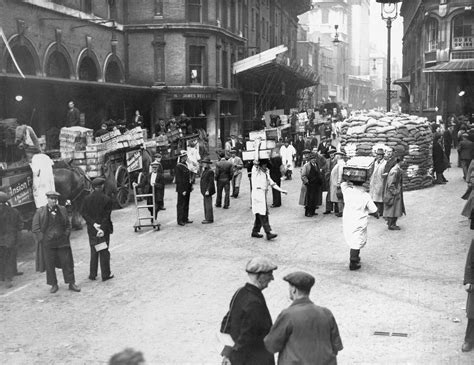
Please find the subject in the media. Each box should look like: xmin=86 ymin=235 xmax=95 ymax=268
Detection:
xmin=369 ymin=1 xmax=403 ymax=63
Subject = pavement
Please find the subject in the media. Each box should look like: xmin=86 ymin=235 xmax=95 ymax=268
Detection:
xmin=0 ymin=152 xmax=472 ymax=364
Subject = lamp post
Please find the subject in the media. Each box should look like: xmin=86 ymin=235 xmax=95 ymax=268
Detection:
xmin=377 ymin=0 xmax=401 ymax=112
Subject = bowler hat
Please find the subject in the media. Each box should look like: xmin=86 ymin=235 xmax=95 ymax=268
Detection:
xmin=245 ymin=257 xmax=278 ymax=274
xmin=0 ymin=191 xmax=10 ymax=203
xmin=91 ymin=177 xmax=106 ymax=187
xmin=376 ymin=148 xmax=385 ymax=155
xmin=283 ymin=271 xmax=315 ymax=292
xmin=200 ymin=157 xmax=213 ymax=164
xmin=46 ymin=191 xmax=60 ymax=198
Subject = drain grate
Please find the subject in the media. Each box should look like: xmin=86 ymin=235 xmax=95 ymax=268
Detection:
xmin=373 ymin=331 xmax=408 ymax=337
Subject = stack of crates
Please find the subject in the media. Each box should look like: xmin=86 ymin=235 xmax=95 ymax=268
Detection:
xmin=59 ymin=127 xmax=94 ymax=159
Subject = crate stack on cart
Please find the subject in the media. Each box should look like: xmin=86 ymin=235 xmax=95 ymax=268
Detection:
xmin=242 ymin=130 xmax=277 ymax=161
xmin=59 ymin=127 xmax=94 ymax=160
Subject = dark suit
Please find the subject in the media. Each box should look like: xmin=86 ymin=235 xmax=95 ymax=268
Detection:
xmin=175 ymin=162 xmax=192 ymax=224
xmin=215 ymin=158 xmax=233 ymax=208
xmin=0 ymin=203 xmax=22 ymax=281
xmin=139 ymin=165 xmax=165 ymax=216
xmin=269 ymin=156 xmax=282 ymax=207
xmin=66 ymin=107 xmax=80 ymax=127
xmin=200 ymin=167 xmax=216 ymax=222
xmin=32 ymin=205 xmax=75 ymax=286
xmin=82 ymin=189 xmax=113 ymax=280
xmin=221 ymin=283 xmax=275 ymax=365
xmin=294 ymin=138 xmax=305 ymax=167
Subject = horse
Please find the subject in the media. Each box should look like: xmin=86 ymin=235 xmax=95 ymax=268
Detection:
xmin=15 ymin=125 xmax=41 ymax=161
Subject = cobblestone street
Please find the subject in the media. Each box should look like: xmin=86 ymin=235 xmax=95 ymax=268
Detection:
xmin=0 ymin=161 xmax=472 ymax=364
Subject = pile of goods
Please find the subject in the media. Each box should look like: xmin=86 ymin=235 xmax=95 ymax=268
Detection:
xmin=95 ymin=127 xmax=144 ymax=149
xmin=0 ymin=118 xmax=18 ymax=147
xmin=340 ymin=112 xmax=433 ymax=191
xmin=242 ymin=130 xmax=277 ymax=161
xmin=71 ymin=144 xmax=108 ymax=178
xmin=59 ymin=127 xmax=94 ymax=159
xmin=343 ymin=156 xmax=375 ymax=183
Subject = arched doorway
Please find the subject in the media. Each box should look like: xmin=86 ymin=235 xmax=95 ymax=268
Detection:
xmin=6 ymin=45 xmax=37 ymax=75
xmin=105 ymin=60 xmax=123 ymax=83
xmin=45 ymin=50 xmax=70 ymax=78
xmin=78 ymin=56 xmax=98 ymax=81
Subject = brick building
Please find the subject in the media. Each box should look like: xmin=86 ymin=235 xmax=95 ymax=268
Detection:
xmin=0 ymin=0 xmax=316 ymax=148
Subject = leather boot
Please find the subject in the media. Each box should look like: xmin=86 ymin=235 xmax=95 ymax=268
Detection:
xmin=349 ymin=249 xmax=361 ymax=270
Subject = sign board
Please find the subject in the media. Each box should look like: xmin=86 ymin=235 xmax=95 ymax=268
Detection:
xmin=126 ymin=150 xmax=143 ymax=172
xmin=9 ymin=175 xmax=34 ymax=207
xmin=390 ymin=90 xmax=398 ymax=99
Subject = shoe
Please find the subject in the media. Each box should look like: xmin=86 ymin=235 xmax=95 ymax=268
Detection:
xmin=271 ymin=204 xmax=281 ymax=208
xmin=68 ymin=283 xmax=81 ymax=292
xmin=178 ymin=222 xmax=185 ymax=226
xmin=102 ymin=274 xmax=114 ymax=282
xmin=6 ymin=279 xmax=13 ymax=288
xmin=201 ymin=220 xmax=213 ymax=224
xmin=323 ymin=211 xmax=332 ymax=215
xmin=266 ymin=233 xmax=278 ymax=240
xmin=50 ymin=284 xmax=59 ymax=293
xmin=223 ymin=206 xmax=229 ymax=209
xmin=335 ymin=213 xmax=343 ymax=217
xmin=462 ymin=342 xmax=473 ymax=352
xmin=388 ymin=225 xmax=401 ymax=231
xmin=215 ymin=205 xmax=221 ymax=208
xmin=185 ymin=220 xmax=193 ymax=224
xmin=159 ymin=207 xmax=166 ymax=211
xmin=251 ymin=232 xmax=263 ymax=238
xmin=88 ymin=276 xmax=96 ymax=281
xmin=305 ymin=213 xmax=313 ymax=217
xmin=349 ymin=263 xmax=361 ymax=271
xmin=14 ymin=272 xmax=23 ymax=276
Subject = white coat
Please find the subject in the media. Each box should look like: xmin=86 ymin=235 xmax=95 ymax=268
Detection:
xmin=369 ymin=159 xmax=387 ymax=203
xmin=329 ymin=159 xmax=345 ymax=203
xmin=341 ymin=182 xmax=378 ymax=250
xmin=280 ymin=145 xmax=296 ymax=171
xmin=251 ymin=165 xmax=276 ymax=215
xmin=30 ymin=153 xmax=55 ymax=208
xmin=186 ymin=145 xmax=201 ymax=174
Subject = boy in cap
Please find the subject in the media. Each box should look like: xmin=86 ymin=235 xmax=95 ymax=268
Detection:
xmin=199 ymin=157 xmax=215 ymax=224
xmin=32 ymin=191 xmax=81 ymax=293
xmin=82 ymin=178 xmax=114 ymax=281
xmin=264 ymin=271 xmax=343 ymax=364
xmin=0 ymin=192 xmax=22 ymax=288
xmin=220 ymin=257 xmax=277 ymax=365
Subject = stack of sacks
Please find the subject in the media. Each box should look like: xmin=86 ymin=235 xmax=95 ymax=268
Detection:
xmin=340 ymin=112 xmax=433 ymax=191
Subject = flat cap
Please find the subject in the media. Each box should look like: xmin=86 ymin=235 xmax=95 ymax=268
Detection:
xmin=302 ymin=149 xmax=311 ymax=154
xmin=199 ymin=157 xmax=212 ymax=164
xmin=283 ymin=271 xmax=315 ymax=292
xmin=245 ymin=257 xmax=277 ymax=274
xmin=91 ymin=177 xmax=106 ymax=187
xmin=150 ymin=161 xmax=160 ymax=167
xmin=46 ymin=191 xmax=60 ymax=197
xmin=0 ymin=191 xmax=10 ymax=203
xmin=334 ymin=151 xmax=346 ymax=157
xmin=376 ymin=148 xmax=385 ymax=155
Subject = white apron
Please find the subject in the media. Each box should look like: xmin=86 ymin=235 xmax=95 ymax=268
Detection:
xmin=30 ymin=153 xmax=55 ymax=208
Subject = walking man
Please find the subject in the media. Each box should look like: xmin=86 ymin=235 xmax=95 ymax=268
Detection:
xmin=32 ymin=191 xmax=80 ymax=293
xmin=294 ymin=134 xmax=306 ymax=167
xmin=383 ymin=147 xmax=406 ymax=230
xmin=81 ymin=178 xmax=114 ymax=282
xmin=229 ymin=149 xmax=244 ymax=198
xmin=175 ymin=151 xmax=193 ymax=226
xmin=200 ymin=157 xmax=215 ymax=224
xmin=269 ymin=149 xmax=283 ymax=208
xmin=220 ymin=257 xmax=277 ymax=365
xmin=215 ymin=151 xmax=233 ymax=209
xmin=369 ymin=148 xmax=387 ymax=216
xmin=0 ymin=192 xmax=22 ymax=289
xmin=264 ymin=271 xmax=344 ymax=364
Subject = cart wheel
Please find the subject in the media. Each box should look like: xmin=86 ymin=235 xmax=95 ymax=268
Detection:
xmin=115 ymin=165 xmax=130 ymax=208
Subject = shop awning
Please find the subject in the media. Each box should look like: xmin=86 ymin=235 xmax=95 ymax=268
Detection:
xmin=423 ymin=60 xmax=474 ymax=73
xmin=393 ymin=75 xmax=411 ymax=85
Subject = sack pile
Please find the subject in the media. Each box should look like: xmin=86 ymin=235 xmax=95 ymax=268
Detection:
xmin=340 ymin=112 xmax=433 ymax=191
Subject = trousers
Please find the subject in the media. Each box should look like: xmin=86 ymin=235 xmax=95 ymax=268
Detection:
xmin=43 ymin=245 xmax=75 ymax=285
xmin=252 ymin=214 xmax=272 ymax=234
xmin=89 ymin=236 xmax=111 ymax=279
xmin=203 ymin=195 xmax=214 ymax=222
xmin=0 ymin=247 xmax=15 ymax=281
xmin=177 ymin=192 xmax=190 ymax=224
xmin=216 ymin=180 xmax=230 ymax=208
xmin=466 ymin=319 xmax=474 ymax=343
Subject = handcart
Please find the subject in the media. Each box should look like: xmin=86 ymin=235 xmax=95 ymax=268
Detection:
xmin=133 ymin=185 xmax=160 ymax=232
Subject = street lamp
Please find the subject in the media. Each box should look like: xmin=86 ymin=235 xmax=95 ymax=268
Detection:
xmin=377 ymin=0 xmax=401 ymax=112
xmin=332 ymin=25 xmax=341 ymax=45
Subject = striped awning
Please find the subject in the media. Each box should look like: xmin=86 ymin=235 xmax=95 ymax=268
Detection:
xmin=423 ymin=60 xmax=474 ymax=73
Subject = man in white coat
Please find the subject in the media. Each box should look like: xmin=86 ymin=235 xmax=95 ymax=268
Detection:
xmin=329 ymin=151 xmax=346 ymax=217
xmin=279 ymin=141 xmax=296 ymax=180
xmin=251 ymin=158 xmax=287 ymax=241
xmin=341 ymin=177 xmax=379 ymax=271
xmin=369 ymin=148 xmax=387 ymax=215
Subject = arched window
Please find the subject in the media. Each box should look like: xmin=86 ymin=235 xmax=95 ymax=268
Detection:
xmin=78 ymin=56 xmax=98 ymax=81
xmin=452 ymin=12 xmax=474 ymax=49
xmin=105 ymin=60 xmax=122 ymax=83
xmin=45 ymin=50 xmax=70 ymax=78
xmin=6 ymin=45 xmax=36 ymax=75
xmin=426 ymin=18 xmax=438 ymax=51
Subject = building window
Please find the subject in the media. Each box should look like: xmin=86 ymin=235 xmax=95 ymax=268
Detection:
xmin=189 ymin=45 xmax=204 ymax=84
xmin=188 ymin=0 xmax=202 ymax=23
xmin=426 ymin=73 xmax=437 ymax=108
xmin=426 ymin=18 xmax=438 ymax=51
xmin=453 ymin=13 xmax=474 ymax=49
xmin=155 ymin=0 xmax=163 ymax=16
xmin=108 ymin=0 xmax=117 ymax=20
xmin=222 ymin=50 xmax=228 ymax=88
xmin=322 ymin=8 xmax=329 ymax=24
xmin=251 ymin=8 xmax=255 ymax=30
xmin=83 ymin=0 xmax=92 ymax=13
xmin=222 ymin=0 xmax=228 ymax=28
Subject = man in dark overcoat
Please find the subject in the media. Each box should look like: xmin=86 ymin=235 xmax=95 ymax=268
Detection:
xmin=265 ymin=272 xmax=343 ymax=364
xmin=0 ymin=192 xmax=22 ymax=288
xmin=81 ymin=178 xmax=114 ymax=282
xmin=199 ymin=157 xmax=215 ymax=224
xmin=463 ymin=238 xmax=474 ymax=352
xmin=32 ymin=191 xmax=80 ymax=293
xmin=175 ymin=151 xmax=193 ymax=226
xmin=220 ymin=257 xmax=277 ymax=365
xmin=215 ymin=151 xmax=233 ymax=209
xmin=269 ymin=150 xmax=283 ymax=208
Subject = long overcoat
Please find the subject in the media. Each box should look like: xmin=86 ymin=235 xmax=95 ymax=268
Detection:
xmin=330 ymin=160 xmax=345 ymax=203
xmin=464 ymin=239 xmax=474 ymax=318
xmin=369 ymin=159 xmax=387 ymax=203
xmin=251 ymin=165 xmax=275 ymax=215
xmin=383 ymin=164 xmax=406 ymax=218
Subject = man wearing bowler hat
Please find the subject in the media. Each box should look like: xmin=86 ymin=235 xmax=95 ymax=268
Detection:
xmin=264 ymin=271 xmax=343 ymax=364
xmin=199 ymin=157 xmax=215 ymax=224
xmin=175 ymin=150 xmax=193 ymax=226
xmin=32 ymin=191 xmax=80 ymax=293
xmin=220 ymin=257 xmax=277 ymax=365
xmin=81 ymin=177 xmax=114 ymax=282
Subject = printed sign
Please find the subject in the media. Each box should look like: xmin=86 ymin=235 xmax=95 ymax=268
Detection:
xmin=126 ymin=150 xmax=143 ymax=172
xmin=9 ymin=175 xmax=34 ymax=207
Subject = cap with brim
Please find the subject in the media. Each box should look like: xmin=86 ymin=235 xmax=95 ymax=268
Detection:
xmin=0 ymin=191 xmax=10 ymax=203
xmin=334 ymin=151 xmax=346 ymax=157
xmin=150 ymin=161 xmax=160 ymax=167
xmin=46 ymin=191 xmax=60 ymax=198
xmin=376 ymin=148 xmax=385 ymax=155
xmin=155 ymin=153 xmax=162 ymax=159
xmin=283 ymin=271 xmax=315 ymax=292
xmin=230 ymin=149 xmax=237 ymax=154
xmin=91 ymin=177 xmax=106 ymax=187
xmin=246 ymin=257 xmax=278 ymax=274
xmin=302 ymin=149 xmax=311 ymax=154
xmin=200 ymin=157 xmax=213 ymax=164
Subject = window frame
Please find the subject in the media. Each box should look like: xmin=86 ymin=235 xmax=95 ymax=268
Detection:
xmin=188 ymin=0 xmax=202 ymax=23
xmin=188 ymin=45 xmax=206 ymax=85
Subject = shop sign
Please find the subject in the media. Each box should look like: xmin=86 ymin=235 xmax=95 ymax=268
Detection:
xmin=126 ymin=150 xmax=143 ymax=172
xmin=171 ymin=93 xmax=216 ymax=99
xmin=9 ymin=175 xmax=34 ymax=207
